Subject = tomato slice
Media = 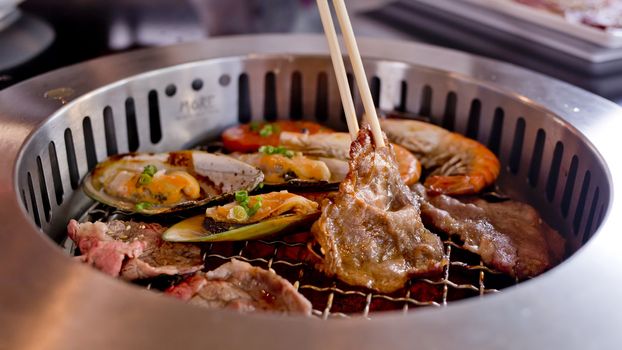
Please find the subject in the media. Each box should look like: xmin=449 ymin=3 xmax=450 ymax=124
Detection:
xmin=222 ymin=120 xmax=333 ymax=153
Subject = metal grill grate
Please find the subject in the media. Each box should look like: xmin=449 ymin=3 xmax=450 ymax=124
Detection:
xmin=68 ymin=201 xmax=517 ymax=318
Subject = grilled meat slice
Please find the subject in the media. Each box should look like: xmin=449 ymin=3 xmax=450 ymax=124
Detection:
xmin=311 ymin=127 xmax=446 ymax=293
xmin=414 ymin=185 xmax=566 ymax=279
xmin=166 ymin=259 xmax=312 ymax=314
xmin=67 ymin=219 xmax=203 ymax=280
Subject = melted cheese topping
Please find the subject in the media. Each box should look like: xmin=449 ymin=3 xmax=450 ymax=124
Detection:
xmin=236 ymin=153 xmax=331 ymax=184
xmin=205 ymin=191 xmax=319 ymax=224
xmin=104 ymin=170 xmax=201 ymax=205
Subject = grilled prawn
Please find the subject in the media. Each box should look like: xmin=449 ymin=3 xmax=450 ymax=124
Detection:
xmin=381 ymin=119 xmax=500 ymax=195
xmin=280 ymin=131 xmax=422 ymax=185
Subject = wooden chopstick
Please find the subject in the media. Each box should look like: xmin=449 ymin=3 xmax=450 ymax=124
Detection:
xmin=332 ymin=0 xmax=386 ymax=148
xmin=316 ymin=0 xmax=359 ymax=140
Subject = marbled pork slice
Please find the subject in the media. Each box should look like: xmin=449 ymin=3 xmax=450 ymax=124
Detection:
xmin=312 ymin=127 xmax=446 ymax=293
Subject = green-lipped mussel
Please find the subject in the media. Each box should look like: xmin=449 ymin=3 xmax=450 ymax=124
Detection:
xmin=231 ymin=152 xmax=342 ymax=192
xmin=163 ymin=191 xmax=320 ymax=242
xmin=83 ymin=150 xmax=264 ymax=215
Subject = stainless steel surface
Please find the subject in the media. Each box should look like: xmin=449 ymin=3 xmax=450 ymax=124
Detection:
xmin=414 ymin=0 xmax=622 ymax=63
xmin=464 ymin=0 xmax=622 ymax=49
xmin=0 ymin=34 xmax=621 ymax=349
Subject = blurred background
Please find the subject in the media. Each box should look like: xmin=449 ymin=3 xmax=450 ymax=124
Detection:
xmin=1 ymin=0 xmax=621 ymax=104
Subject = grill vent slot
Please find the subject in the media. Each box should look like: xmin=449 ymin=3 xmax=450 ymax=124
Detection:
xmin=370 ymin=76 xmax=380 ymax=107
xmin=27 ymin=172 xmax=41 ymax=227
xmin=103 ymin=106 xmax=118 ymax=156
xmin=528 ymin=129 xmax=546 ymax=187
xmin=148 ymin=90 xmax=162 ymax=143
xmin=561 ymin=155 xmax=579 ymax=217
xmin=397 ymin=80 xmax=407 ymax=112
xmin=82 ymin=117 xmax=97 ymax=170
xmin=546 ymin=141 xmax=564 ymax=202
xmin=264 ymin=72 xmax=277 ymax=121
xmin=466 ymin=99 xmax=481 ymax=139
xmin=290 ymin=71 xmax=303 ymax=120
xmin=509 ymin=117 xmax=526 ymax=174
xmin=583 ymin=187 xmax=600 ymax=243
xmin=488 ymin=107 xmax=504 ymax=155
xmin=339 ymin=73 xmax=356 ymax=124
xmin=36 ymin=156 xmax=51 ymax=223
xmin=125 ymin=98 xmax=139 ymax=152
xmin=21 ymin=189 xmax=28 ymax=213
xmin=64 ymin=128 xmax=80 ymax=190
xmin=238 ymin=73 xmax=251 ymax=123
xmin=598 ymin=204 xmax=606 ymax=227
xmin=419 ymin=85 xmax=432 ymax=117
xmin=573 ymin=171 xmax=591 ymax=235
xmin=315 ymin=72 xmax=328 ymax=122
xmin=48 ymin=141 xmax=63 ymax=205
xmin=442 ymin=92 xmax=457 ymax=131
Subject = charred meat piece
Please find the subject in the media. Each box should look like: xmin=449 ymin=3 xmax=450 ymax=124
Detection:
xmin=67 ymin=219 xmax=203 ymax=280
xmin=414 ymin=185 xmax=566 ymax=279
xmin=311 ymin=127 xmax=446 ymax=293
xmin=166 ymin=259 xmax=312 ymax=314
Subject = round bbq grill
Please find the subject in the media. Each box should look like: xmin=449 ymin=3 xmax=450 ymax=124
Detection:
xmin=0 ymin=35 xmax=621 ymax=349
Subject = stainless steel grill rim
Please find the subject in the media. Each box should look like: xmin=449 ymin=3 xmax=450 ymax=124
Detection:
xmin=0 ymin=34 xmax=621 ymax=349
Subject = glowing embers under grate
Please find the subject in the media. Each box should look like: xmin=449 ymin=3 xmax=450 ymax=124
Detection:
xmin=67 ymin=202 xmax=517 ymax=319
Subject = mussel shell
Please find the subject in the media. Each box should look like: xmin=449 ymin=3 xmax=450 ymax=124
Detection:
xmin=259 ymin=180 xmax=339 ymax=193
xmin=83 ymin=151 xmax=264 ymax=215
xmin=162 ymin=212 xmax=320 ymax=242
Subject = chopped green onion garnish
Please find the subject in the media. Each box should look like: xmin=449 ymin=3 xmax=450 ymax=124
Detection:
xmin=143 ymin=164 xmax=157 ymax=177
xmin=229 ymin=205 xmax=249 ymax=221
xmin=135 ymin=202 xmax=153 ymax=211
xmin=258 ymin=145 xmax=295 ymax=158
xmin=258 ymin=145 xmax=273 ymax=154
xmin=235 ymin=190 xmax=249 ymax=203
xmin=246 ymin=197 xmax=262 ymax=217
xmin=258 ymin=182 xmax=264 ymax=189
xmin=232 ymin=190 xmax=262 ymax=218
xmin=138 ymin=173 xmax=152 ymax=185
xmin=259 ymin=124 xmax=274 ymax=137
xmin=137 ymin=164 xmax=157 ymax=186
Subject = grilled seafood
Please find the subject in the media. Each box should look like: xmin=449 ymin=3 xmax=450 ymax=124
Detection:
xmin=166 ymin=259 xmax=312 ymax=314
xmin=222 ymin=120 xmax=333 ymax=153
xmin=163 ymin=191 xmax=320 ymax=242
xmin=381 ymin=119 xmax=500 ymax=195
xmin=204 ymin=190 xmax=318 ymax=223
xmin=232 ymin=152 xmax=332 ymax=184
xmin=280 ymin=131 xmax=352 ymax=159
xmin=280 ymin=131 xmax=422 ymax=185
xmin=83 ymin=151 xmax=263 ymax=214
xmin=311 ymin=127 xmax=446 ymax=293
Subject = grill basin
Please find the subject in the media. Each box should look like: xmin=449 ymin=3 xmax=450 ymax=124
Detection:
xmin=0 ymin=35 xmax=621 ymax=349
